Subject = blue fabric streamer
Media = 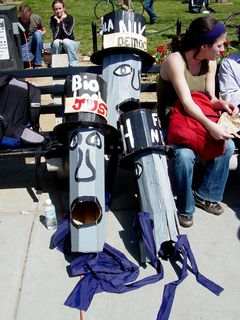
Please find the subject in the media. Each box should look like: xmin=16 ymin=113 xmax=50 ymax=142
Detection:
xmin=157 ymin=234 xmax=224 ymax=319
xmin=52 ymin=214 xmax=163 ymax=311
xmin=105 ymin=192 xmax=112 ymax=212
xmin=137 ymin=211 xmax=162 ymax=272
xmin=65 ymin=241 xmax=164 ymax=310
xmin=52 ymin=212 xmax=223 ymax=320
xmin=52 ymin=217 xmax=71 ymax=253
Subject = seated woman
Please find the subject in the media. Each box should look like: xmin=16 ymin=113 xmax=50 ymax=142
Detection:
xmin=157 ymin=16 xmax=238 ymax=228
xmin=50 ymin=0 xmax=79 ymax=67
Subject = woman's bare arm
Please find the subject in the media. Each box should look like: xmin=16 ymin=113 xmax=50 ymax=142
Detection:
xmin=160 ymin=53 xmax=235 ymax=140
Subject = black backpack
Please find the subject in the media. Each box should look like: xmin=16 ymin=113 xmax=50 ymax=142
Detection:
xmin=0 ymin=74 xmax=44 ymax=147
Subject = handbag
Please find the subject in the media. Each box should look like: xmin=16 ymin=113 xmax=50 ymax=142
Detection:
xmin=218 ymin=112 xmax=240 ymax=138
xmin=167 ymin=91 xmax=225 ymax=160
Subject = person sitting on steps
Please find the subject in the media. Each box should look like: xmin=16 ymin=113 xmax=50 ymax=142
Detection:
xmin=50 ymin=0 xmax=79 ymax=67
xmin=188 ymin=0 xmax=215 ymax=14
xmin=18 ymin=4 xmax=46 ymax=68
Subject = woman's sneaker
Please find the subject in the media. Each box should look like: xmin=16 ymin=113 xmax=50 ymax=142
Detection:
xmin=178 ymin=214 xmax=193 ymax=228
xmin=194 ymin=192 xmax=223 ymax=215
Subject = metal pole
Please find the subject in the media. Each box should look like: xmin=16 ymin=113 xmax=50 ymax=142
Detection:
xmin=92 ymin=21 xmax=98 ymax=53
xmin=176 ymin=18 xmax=181 ymax=35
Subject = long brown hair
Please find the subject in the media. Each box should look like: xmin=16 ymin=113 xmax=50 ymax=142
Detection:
xmin=172 ymin=16 xmax=225 ymax=55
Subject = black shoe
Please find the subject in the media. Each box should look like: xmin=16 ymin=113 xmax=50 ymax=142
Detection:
xmin=207 ymin=7 xmax=216 ymax=13
xmin=150 ymin=18 xmax=157 ymax=24
xmin=34 ymin=65 xmax=43 ymax=69
xmin=178 ymin=214 xmax=193 ymax=228
xmin=33 ymin=63 xmax=43 ymax=69
xmin=194 ymin=192 xmax=223 ymax=215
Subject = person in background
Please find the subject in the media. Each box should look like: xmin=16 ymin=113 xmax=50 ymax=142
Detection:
xmin=157 ymin=16 xmax=238 ymax=228
xmin=118 ymin=0 xmax=130 ymax=11
xmin=50 ymin=0 xmax=79 ymax=67
xmin=144 ymin=0 xmax=157 ymax=24
xmin=18 ymin=4 xmax=46 ymax=68
xmin=219 ymin=52 xmax=240 ymax=107
xmin=218 ymin=51 xmax=240 ymax=160
xmin=99 ymin=1 xmax=130 ymax=35
xmin=188 ymin=0 xmax=215 ymax=14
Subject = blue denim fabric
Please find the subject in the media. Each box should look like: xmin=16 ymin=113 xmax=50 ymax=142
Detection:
xmin=172 ymin=139 xmax=235 ymax=216
xmin=52 ymin=39 xmax=79 ymax=66
xmin=144 ymin=0 xmax=157 ymax=22
xmin=21 ymin=31 xmax=43 ymax=65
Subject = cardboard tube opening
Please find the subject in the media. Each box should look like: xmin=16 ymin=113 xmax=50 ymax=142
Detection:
xmin=72 ymin=201 xmax=101 ymax=226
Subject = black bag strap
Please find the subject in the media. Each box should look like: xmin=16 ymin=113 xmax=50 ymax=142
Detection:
xmin=28 ymin=83 xmax=41 ymax=131
xmin=0 ymin=74 xmax=11 ymax=88
xmin=0 ymin=114 xmax=8 ymax=142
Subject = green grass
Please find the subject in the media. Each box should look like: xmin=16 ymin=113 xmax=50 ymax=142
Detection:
xmin=5 ymin=0 xmax=240 ymax=56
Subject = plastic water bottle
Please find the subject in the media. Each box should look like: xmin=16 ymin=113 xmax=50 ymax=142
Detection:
xmin=44 ymin=199 xmax=57 ymax=230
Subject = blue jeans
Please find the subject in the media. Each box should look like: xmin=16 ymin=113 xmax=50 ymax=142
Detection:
xmin=173 ymin=139 xmax=235 ymax=216
xmin=52 ymin=39 xmax=79 ymax=66
xmin=21 ymin=31 xmax=43 ymax=65
xmin=144 ymin=0 xmax=157 ymax=22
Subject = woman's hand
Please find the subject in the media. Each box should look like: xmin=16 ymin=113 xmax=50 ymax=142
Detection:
xmin=208 ymin=121 xmax=235 ymax=140
xmin=222 ymin=100 xmax=239 ymax=116
xmin=54 ymin=12 xmax=67 ymax=23
xmin=212 ymin=99 xmax=239 ymax=116
xmin=54 ymin=16 xmax=60 ymax=23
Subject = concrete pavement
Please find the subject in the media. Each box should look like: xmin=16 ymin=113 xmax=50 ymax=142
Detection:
xmin=0 ymin=156 xmax=239 ymax=320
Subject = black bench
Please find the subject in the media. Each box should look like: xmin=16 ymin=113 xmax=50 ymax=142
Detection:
xmin=0 ymin=64 xmax=160 ymax=189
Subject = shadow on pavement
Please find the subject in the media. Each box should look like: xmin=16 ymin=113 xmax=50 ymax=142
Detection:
xmin=223 ymin=169 xmax=240 ymax=241
xmin=108 ymin=165 xmax=142 ymax=263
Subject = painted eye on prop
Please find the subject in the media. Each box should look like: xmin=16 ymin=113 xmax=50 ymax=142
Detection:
xmin=70 ymin=134 xmax=81 ymax=150
xmin=86 ymin=131 xmax=102 ymax=149
xmin=113 ymin=64 xmax=132 ymax=77
xmin=135 ymin=163 xmax=143 ymax=178
xmin=69 ymin=132 xmax=82 ymax=150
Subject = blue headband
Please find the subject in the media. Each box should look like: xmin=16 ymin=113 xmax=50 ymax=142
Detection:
xmin=200 ymin=22 xmax=226 ymax=44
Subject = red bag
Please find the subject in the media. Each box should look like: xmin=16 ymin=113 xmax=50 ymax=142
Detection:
xmin=167 ymin=91 xmax=225 ymax=160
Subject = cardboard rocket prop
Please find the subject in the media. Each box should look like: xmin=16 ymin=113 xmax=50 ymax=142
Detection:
xmin=119 ymin=109 xmax=179 ymax=251
xmin=54 ymin=73 xmax=116 ymax=252
xmin=91 ymin=10 xmax=179 ymax=255
xmin=92 ymin=10 xmax=154 ymax=130
xmin=52 ymin=11 xmax=224 ymax=320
